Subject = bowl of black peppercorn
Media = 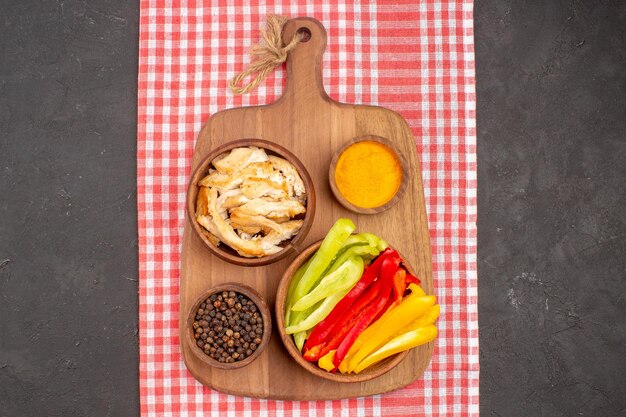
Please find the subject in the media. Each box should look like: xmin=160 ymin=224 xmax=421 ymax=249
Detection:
xmin=187 ymin=283 xmax=271 ymax=370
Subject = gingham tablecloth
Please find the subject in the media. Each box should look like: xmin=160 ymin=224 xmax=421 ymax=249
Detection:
xmin=137 ymin=1 xmax=478 ymax=415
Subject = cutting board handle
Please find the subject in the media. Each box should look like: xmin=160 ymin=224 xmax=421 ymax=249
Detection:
xmin=282 ymin=17 xmax=330 ymax=105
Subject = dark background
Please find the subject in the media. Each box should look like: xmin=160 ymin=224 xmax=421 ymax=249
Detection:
xmin=0 ymin=1 xmax=624 ymax=416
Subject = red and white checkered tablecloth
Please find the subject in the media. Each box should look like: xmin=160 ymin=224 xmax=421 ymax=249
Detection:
xmin=137 ymin=1 xmax=478 ymax=415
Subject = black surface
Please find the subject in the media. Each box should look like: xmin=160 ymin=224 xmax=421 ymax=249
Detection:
xmin=0 ymin=1 xmax=140 ymax=416
xmin=0 ymin=1 xmax=624 ymax=416
xmin=476 ymin=1 xmax=626 ymax=416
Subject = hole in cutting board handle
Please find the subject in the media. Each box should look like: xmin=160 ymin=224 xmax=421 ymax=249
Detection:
xmin=296 ymin=27 xmax=311 ymax=42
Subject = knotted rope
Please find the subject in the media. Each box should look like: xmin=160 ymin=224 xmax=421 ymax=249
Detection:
xmin=229 ymin=15 xmax=302 ymax=95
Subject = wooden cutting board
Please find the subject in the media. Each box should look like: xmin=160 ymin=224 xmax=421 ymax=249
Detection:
xmin=179 ymin=17 xmax=433 ymax=400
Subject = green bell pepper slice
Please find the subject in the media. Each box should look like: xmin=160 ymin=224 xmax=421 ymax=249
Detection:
xmin=353 ymin=232 xmax=388 ymax=251
xmin=284 ymin=255 xmax=314 ymax=325
xmin=291 ymin=256 xmax=364 ymax=312
xmin=326 ymin=244 xmax=380 ymax=275
xmin=285 ymin=286 xmax=353 ymax=334
xmin=291 ymin=218 xmax=355 ymax=303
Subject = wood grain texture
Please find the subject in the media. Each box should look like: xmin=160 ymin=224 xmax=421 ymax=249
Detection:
xmin=179 ymin=17 xmax=433 ymax=400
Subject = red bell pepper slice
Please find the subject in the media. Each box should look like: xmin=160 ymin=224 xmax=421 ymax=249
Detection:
xmin=369 ymin=266 xmax=404 ymax=324
xmin=381 ymin=254 xmax=402 ymax=283
xmin=369 ymin=268 xmax=407 ymax=323
xmin=402 ymin=265 xmax=421 ymax=286
xmin=303 ymin=311 xmax=359 ymax=362
xmin=392 ymin=269 xmax=407 ymax=300
xmin=303 ymin=277 xmax=383 ymax=361
xmin=333 ymin=279 xmax=394 ymax=368
xmin=372 ymin=291 xmax=396 ymax=323
xmin=303 ymin=248 xmax=399 ymax=350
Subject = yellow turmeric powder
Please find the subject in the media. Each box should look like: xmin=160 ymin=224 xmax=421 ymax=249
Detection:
xmin=334 ymin=141 xmax=403 ymax=209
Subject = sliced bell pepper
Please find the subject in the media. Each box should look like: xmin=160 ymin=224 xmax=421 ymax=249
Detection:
xmin=317 ymin=235 xmax=367 ymax=276
xmin=353 ymin=325 xmax=438 ymax=374
xmin=392 ymin=268 xmax=407 ymax=301
xmin=302 ymin=248 xmax=396 ymax=350
xmin=333 ymin=233 xmax=387 ymax=253
xmin=337 ymin=233 xmax=371 ymax=250
xmin=367 ymin=256 xmax=402 ymax=323
xmin=318 ymin=350 xmax=337 ymax=372
xmin=303 ymin=275 xmax=385 ymax=361
xmin=285 ymin=232 xmax=387 ymax=351
xmin=285 ymin=285 xmax=353 ymax=334
xmin=335 ymin=285 xmax=429 ymax=372
xmin=342 ymin=285 xmax=436 ymax=373
xmin=333 ymin=279 xmax=393 ymax=368
xmin=351 ymin=232 xmax=388 ymax=251
xmin=369 ymin=267 xmax=408 ymax=324
xmin=326 ymin=244 xmax=380 ymax=275
xmin=291 ymin=218 xmax=355 ymax=304
xmin=401 ymin=304 xmax=440 ymax=333
xmin=359 ymin=282 xmax=427 ymax=340
xmin=284 ymin=255 xmax=314 ymax=325
xmin=372 ymin=295 xmax=395 ymax=324
xmin=291 ymin=256 xmax=364 ymax=312
xmin=289 ymin=297 xmax=323 ymax=350
xmin=293 ymin=331 xmax=307 ymax=352
xmin=380 ymin=254 xmax=402 ymax=285
xmin=305 ymin=251 xmax=399 ymax=364
xmin=411 ymin=284 xmax=426 ymax=297
xmin=403 ymin=268 xmax=421 ymax=286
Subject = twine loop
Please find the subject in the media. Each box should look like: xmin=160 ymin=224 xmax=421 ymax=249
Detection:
xmin=229 ymin=15 xmax=302 ymax=95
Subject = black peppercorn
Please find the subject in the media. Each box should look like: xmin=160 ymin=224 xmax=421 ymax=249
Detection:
xmin=192 ymin=290 xmax=264 ymax=364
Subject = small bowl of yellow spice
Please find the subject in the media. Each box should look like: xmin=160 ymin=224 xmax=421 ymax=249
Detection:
xmin=329 ymin=135 xmax=408 ymax=214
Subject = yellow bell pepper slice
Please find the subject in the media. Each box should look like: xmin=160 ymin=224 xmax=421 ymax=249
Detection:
xmin=338 ymin=357 xmax=349 ymax=373
xmin=338 ymin=283 xmax=425 ymax=373
xmin=318 ymin=350 xmax=337 ymax=372
xmin=401 ymin=304 xmax=440 ymax=333
xmin=411 ymin=285 xmax=426 ymax=297
xmin=373 ymin=284 xmax=427 ymax=326
xmin=353 ymin=325 xmax=438 ymax=374
xmin=344 ymin=291 xmax=436 ymax=373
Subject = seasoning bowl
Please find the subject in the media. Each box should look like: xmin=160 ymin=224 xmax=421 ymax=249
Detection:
xmin=187 ymin=283 xmax=272 ymax=370
xmin=329 ymin=135 xmax=409 ymax=215
xmin=275 ymin=240 xmax=410 ymax=383
xmin=187 ymin=138 xmax=316 ymax=266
